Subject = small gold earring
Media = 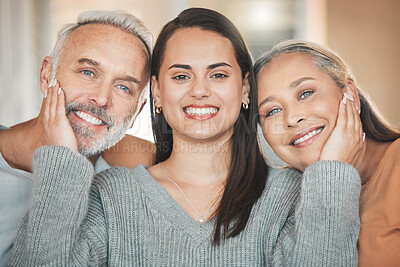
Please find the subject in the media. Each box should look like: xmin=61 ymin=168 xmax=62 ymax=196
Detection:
xmin=242 ymin=103 xmax=248 ymax=110
xmin=155 ymin=106 xmax=162 ymax=114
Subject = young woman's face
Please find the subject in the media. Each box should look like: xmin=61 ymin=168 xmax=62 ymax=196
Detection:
xmin=152 ymin=27 xmax=249 ymax=144
xmin=257 ymin=53 xmax=343 ymax=170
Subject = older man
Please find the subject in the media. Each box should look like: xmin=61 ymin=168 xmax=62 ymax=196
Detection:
xmin=0 ymin=10 xmax=154 ymax=265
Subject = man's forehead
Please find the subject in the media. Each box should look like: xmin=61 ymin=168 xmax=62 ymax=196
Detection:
xmin=68 ymin=23 xmax=139 ymax=45
xmin=60 ymin=23 xmax=149 ymax=78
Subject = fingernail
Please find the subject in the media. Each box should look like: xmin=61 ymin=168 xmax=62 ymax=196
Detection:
xmin=48 ymin=79 xmax=57 ymax=88
xmin=44 ymin=90 xmax=48 ymax=98
xmin=362 ymin=132 xmax=366 ymax=142
xmin=344 ymin=92 xmax=354 ymax=101
xmin=58 ymin=87 xmax=61 ymax=95
xmin=342 ymin=96 xmax=347 ymax=104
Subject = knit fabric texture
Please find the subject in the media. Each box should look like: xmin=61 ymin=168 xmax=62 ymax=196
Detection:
xmin=10 ymin=146 xmax=361 ymax=266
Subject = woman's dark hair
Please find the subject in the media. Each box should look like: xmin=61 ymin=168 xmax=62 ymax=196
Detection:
xmin=150 ymin=7 xmax=268 ymax=245
xmin=254 ymin=40 xmax=400 ymax=142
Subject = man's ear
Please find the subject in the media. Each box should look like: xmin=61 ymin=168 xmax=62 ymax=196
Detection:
xmin=150 ymin=75 xmax=162 ymax=107
xmin=344 ymin=79 xmax=360 ymax=110
xmin=39 ymin=56 xmax=53 ymax=94
xmin=242 ymin=72 xmax=250 ymax=104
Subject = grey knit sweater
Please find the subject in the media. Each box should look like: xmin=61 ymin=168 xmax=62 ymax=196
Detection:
xmin=10 ymin=146 xmax=360 ymax=266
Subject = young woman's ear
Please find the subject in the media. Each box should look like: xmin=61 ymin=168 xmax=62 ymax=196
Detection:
xmin=345 ymin=80 xmax=361 ymax=111
xmin=241 ymin=72 xmax=250 ymax=105
xmin=39 ymin=56 xmax=53 ymax=94
xmin=151 ymin=75 xmax=162 ymax=108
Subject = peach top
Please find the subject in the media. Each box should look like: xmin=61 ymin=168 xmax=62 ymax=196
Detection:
xmin=358 ymin=138 xmax=400 ymax=266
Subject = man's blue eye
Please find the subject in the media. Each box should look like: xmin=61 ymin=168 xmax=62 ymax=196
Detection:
xmin=117 ymin=85 xmax=130 ymax=92
xmin=300 ymin=91 xmax=313 ymax=99
xmin=82 ymin=70 xmax=94 ymax=77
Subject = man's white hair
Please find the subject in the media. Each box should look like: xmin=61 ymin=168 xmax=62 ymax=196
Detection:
xmin=50 ymin=10 xmax=153 ymax=81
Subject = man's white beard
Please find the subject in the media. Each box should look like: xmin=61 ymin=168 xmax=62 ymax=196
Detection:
xmin=74 ymin=118 xmax=131 ymax=157
xmin=66 ymin=102 xmax=134 ymax=157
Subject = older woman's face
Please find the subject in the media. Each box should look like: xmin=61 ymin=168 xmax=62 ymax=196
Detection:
xmin=257 ymin=53 xmax=343 ymax=170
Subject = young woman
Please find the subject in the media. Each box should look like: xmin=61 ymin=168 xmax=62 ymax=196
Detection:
xmin=255 ymin=40 xmax=400 ymax=266
xmin=11 ymin=9 xmax=361 ymax=266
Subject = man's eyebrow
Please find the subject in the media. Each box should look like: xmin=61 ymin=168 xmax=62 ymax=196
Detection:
xmin=168 ymin=64 xmax=191 ymax=70
xmin=77 ymin=58 xmax=100 ymax=66
xmin=118 ymin=75 xmax=141 ymax=85
xmin=207 ymin=62 xmax=232 ymax=70
xmin=290 ymin=77 xmax=315 ymax=89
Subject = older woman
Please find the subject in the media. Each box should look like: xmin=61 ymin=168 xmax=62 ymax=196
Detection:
xmin=255 ymin=40 xmax=400 ymax=266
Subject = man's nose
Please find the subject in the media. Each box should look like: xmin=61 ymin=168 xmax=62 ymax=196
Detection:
xmin=88 ymin=82 xmax=112 ymax=108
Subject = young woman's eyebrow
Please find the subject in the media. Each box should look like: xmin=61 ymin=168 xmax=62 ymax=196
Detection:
xmin=168 ymin=64 xmax=191 ymax=70
xmin=207 ymin=62 xmax=232 ymax=70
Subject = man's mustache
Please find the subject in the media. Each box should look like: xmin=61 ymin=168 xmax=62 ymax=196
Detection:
xmin=65 ymin=102 xmax=116 ymax=129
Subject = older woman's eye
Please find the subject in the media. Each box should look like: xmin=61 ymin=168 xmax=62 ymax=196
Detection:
xmin=266 ymin=108 xmax=281 ymax=117
xmin=299 ymin=90 xmax=314 ymax=99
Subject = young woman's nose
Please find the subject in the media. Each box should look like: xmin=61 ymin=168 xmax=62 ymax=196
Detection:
xmin=188 ymin=79 xmax=211 ymax=99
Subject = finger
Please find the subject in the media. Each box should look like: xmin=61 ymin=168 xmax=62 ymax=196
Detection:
xmin=345 ymin=95 xmax=355 ymax=131
xmin=56 ymin=87 xmax=67 ymax=120
xmin=42 ymin=84 xmax=57 ymax=123
xmin=347 ymin=97 xmax=363 ymax=145
xmin=336 ymin=96 xmax=348 ymax=130
xmin=48 ymin=82 xmax=59 ymax=121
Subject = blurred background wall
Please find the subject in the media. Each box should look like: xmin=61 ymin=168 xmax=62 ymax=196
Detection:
xmin=1 ymin=0 xmax=399 ymax=144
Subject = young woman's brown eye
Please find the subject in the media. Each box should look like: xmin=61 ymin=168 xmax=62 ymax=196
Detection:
xmin=172 ymin=75 xmax=190 ymax=81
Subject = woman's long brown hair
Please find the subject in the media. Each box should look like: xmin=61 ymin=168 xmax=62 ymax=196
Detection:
xmin=150 ymin=8 xmax=269 ymax=245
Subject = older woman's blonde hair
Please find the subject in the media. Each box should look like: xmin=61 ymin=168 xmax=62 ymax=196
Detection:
xmin=254 ymin=40 xmax=399 ymax=142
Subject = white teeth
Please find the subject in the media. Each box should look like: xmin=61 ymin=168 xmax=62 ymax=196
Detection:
xmin=293 ymin=127 xmax=323 ymax=145
xmin=74 ymin=111 xmax=105 ymax=125
xmin=184 ymin=107 xmax=218 ymax=116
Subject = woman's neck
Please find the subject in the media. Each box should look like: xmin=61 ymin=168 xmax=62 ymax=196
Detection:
xmin=161 ymin=136 xmax=232 ymax=187
xmin=356 ymin=139 xmax=393 ymax=185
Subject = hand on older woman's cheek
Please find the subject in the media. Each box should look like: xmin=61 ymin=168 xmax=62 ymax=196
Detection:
xmin=38 ymin=81 xmax=78 ymax=153
xmin=319 ymin=95 xmax=364 ymax=166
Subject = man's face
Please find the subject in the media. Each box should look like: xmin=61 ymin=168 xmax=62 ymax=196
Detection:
xmin=53 ymin=23 xmax=149 ymax=157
